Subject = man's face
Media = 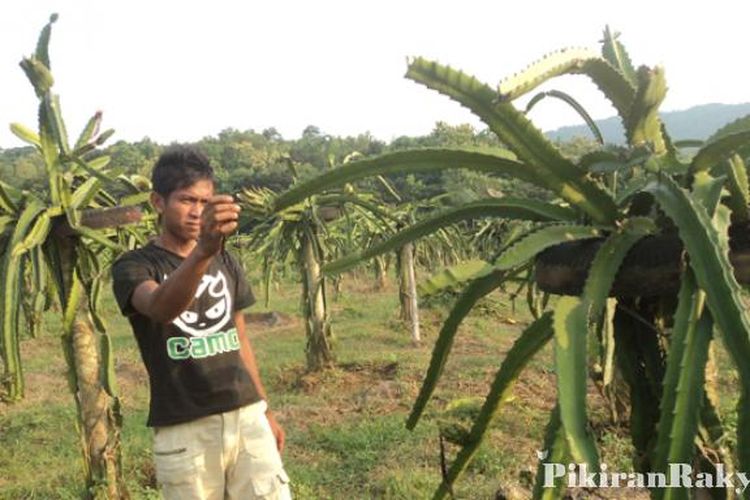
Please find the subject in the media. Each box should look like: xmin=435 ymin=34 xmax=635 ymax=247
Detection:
xmin=153 ymin=179 xmax=215 ymax=242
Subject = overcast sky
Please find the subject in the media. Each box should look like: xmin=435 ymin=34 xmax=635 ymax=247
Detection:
xmin=1 ymin=0 xmax=748 ymax=148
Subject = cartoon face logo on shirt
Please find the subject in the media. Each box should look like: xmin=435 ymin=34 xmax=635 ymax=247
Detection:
xmin=171 ymin=271 xmax=233 ymax=337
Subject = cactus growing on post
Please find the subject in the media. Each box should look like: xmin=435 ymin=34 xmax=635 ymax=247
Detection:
xmin=1 ymin=15 xmax=150 ymax=498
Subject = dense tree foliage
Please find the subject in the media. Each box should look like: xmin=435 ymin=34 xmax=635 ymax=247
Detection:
xmin=1 ymin=122 xmax=595 ymax=205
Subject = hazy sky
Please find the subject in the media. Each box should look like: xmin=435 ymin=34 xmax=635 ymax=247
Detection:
xmin=1 ymin=1 xmax=748 ymax=148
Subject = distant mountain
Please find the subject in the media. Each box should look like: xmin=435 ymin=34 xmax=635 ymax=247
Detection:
xmin=546 ymin=102 xmax=750 ymax=144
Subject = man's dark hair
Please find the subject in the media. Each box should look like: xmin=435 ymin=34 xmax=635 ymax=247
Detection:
xmin=151 ymin=145 xmax=215 ymax=199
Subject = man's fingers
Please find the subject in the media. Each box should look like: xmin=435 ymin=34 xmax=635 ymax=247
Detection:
xmin=209 ymin=203 xmax=241 ymax=213
xmin=200 ymin=215 xmax=237 ymax=234
xmin=199 ymin=194 xmax=240 ymax=239
xmin=212 ymin=211 xmax=240 ymax=223
xmin=202 ymin=201 xmax=240 ymax=226
xmin=203 ymin=195 xmax=239 ymax=216
xmin=218 ymin=221 xmax=238 ymax=235
xmin=209 ymin=194 xmax=235 ymax=204
xmin=202 ymin=205 xmax=240 ymax=222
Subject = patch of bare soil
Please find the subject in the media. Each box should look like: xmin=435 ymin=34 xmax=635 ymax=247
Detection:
xmin=244 ymin=311 xmax=299 ymax=334
xmin=0 ymin=336 xmax=68 ymax=415
xmin=3 ymin=369 xmax=69 ymax=412
xmin=336 ymin=275 xmax=398 ymax=295
xmin=115 ymin=359 xmax=149 ymax=407
xmin=0 ymin=334 xmax=152 ymax=418
xmin=511 ymin=367 xmax=557 ymax=413
xmin=274 ymin=360 xmax=406 ymax=430
xmin=447 ymin=329 xmax=495 ymax=356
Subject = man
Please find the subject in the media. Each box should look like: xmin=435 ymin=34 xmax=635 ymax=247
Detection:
xmin=111 ymin=146 xmax=291 ymax=499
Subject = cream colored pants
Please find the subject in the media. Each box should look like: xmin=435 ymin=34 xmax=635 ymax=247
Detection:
xmin=152 ymin=400 xmax=291 ymax=499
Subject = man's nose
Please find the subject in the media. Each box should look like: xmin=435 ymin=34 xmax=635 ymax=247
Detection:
xmin=189 ymin=202 xmax=204 ymax=217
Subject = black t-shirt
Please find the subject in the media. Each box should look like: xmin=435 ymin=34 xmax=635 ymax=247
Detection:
xmin=111 ymin=241 xmax=260 ymax=426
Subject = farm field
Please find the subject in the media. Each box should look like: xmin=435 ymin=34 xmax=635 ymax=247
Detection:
xmin=3 ymin=265 xmax=739 ymax=499
xmin=2 ymin=6 xmax=750 ymax=500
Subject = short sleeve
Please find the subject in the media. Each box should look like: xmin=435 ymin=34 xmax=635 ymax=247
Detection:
xmin=111 ymin=252 xmax=157 ymax=316
xmin=224 ymin=251 xmax=256 ymax=311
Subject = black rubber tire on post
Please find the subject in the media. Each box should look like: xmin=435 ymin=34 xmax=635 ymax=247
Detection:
xmin=535 ymin=224 xmax=750 ymax=297
xmin=534 ymin=234 xmax=684 ymax=297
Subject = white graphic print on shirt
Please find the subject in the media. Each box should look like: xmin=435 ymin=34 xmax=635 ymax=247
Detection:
xmin=165 ymin=270 xmax=242 ymax=361
xmin=172 ymin=271 xmax=233 ymax=336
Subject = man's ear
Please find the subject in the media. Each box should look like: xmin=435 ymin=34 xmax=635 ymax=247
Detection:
xmin=150 ymin=191 xmax=165 ymax=214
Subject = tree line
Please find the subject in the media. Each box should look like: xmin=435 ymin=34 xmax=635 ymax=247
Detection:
xmin=0 ymin=122 xmax=598 ymax=205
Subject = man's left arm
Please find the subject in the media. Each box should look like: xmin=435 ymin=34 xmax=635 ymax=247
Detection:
xmin=234 ymin=311 xmax=286 ymax=453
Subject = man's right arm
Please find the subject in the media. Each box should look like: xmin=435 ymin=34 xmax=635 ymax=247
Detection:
xmin=130 ymin=247 xmax=214 ymax=324
xmin=129 ymin=194 xmax=240 ymax=324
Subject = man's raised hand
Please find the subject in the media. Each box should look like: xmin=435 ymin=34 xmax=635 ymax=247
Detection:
xmin=197 ymin=194 xmax=241 ymax=257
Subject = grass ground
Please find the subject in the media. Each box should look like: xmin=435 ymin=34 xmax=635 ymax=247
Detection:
xmin=0 ymin=268 xmax=739 ymax=499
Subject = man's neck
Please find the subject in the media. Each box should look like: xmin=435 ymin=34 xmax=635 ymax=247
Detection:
xmin=154 ymin=232 xmax=198 ymax=258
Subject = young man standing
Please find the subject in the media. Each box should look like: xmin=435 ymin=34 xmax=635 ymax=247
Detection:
xmin=112 ymin=146 xmax=291 ymax=499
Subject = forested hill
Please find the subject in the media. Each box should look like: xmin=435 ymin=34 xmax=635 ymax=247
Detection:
xmin=546 ymin=102 xmax=750 ymax=143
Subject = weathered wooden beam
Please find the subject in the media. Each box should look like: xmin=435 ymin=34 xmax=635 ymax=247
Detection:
xmin=53 ymin=206 xmax=143 ymax=238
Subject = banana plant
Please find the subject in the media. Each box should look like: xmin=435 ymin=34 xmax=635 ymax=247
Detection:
xmin=261 ymin=26 xmax=750 ymax=499
xmin=1 ymin=15 xmax=150 ymax=498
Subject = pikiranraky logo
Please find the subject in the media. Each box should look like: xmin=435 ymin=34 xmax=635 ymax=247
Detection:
xmin=537 ymin=450 xmax=750 ymax=493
